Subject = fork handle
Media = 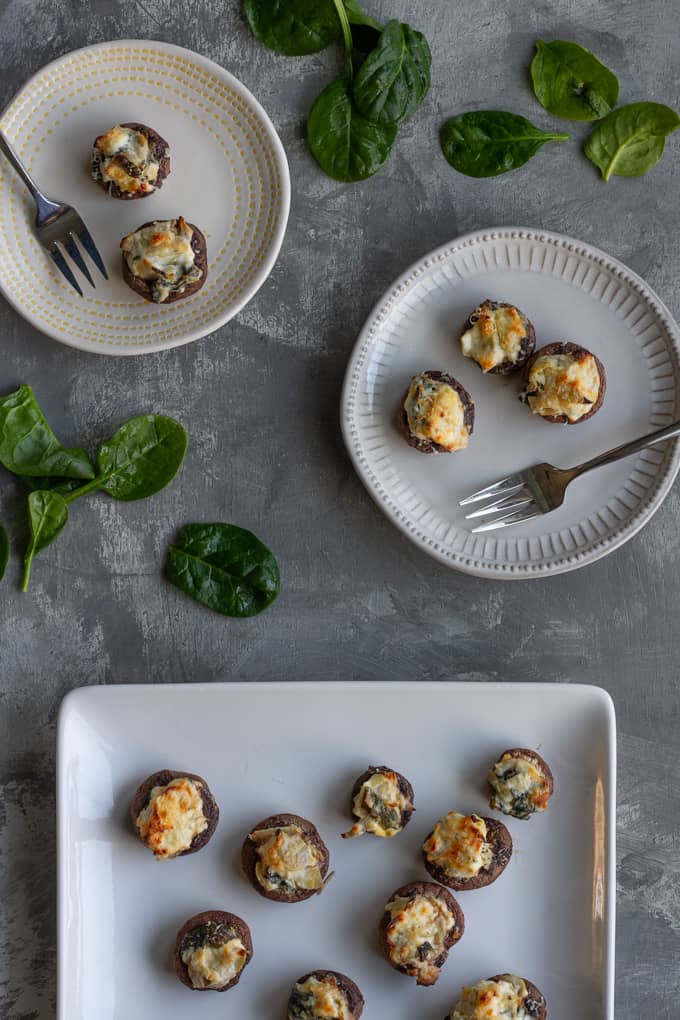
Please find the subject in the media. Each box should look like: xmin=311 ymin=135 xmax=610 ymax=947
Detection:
xmin=570 ymin=419 xmax=680 ymax=478
xmin=0 ymin=130 xmax=42 ymax=199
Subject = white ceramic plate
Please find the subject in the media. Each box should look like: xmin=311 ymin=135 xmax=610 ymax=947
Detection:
xmin=0 ymin=40 xmax=290 ymax=355
xmin=341 ymin=227 xmax=680 ymax=577
xmin=58 ymin=681 xmax=615 ymax=1020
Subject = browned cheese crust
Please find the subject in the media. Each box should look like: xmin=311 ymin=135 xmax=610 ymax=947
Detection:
xmin=521 ymin=341 xmax=606 ymax=424
xmin=121 ymin=219 xmax=208 ymax=304
xmin=129 ymin=768 xmax=219 ymax=857
xmin=92 ymin=122 xmax=170 ymax=200
xmin=241 ymin=812 xmax=330 ymax=903
xmin=459 ymin=299 xmax=536 ymax=375
xmin=422 ymin=815 xmax=513 ymax=891
xmin=173 ymin=909 xmax=253 ymax=992
xmin=288 ymin=970 xmax=365 ymax=1019
xmin=343 ymin=765 xmax=415 ymax=837
xmin=399 ymin=370 xmax=475 ymax=454
xmin=379 ymin=880 xmax=464 ymax=986
xmin=488 ymin=974 xmax=548 ymax=1020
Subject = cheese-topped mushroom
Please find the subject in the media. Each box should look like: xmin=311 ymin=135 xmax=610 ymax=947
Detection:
xmin=422 ymin=811 xmax=513 ymax=890
xmin=121 ymin=217 xmax=205 ymax=304
xmin=130 ymin=768 xmax=219 ymax=860
xmin=488 ymin=748 xmax=553 ymax=819
xmin=342 ymin=766 xmax=415 ymax=839
xmin=242 ymin=813 xmax=330 ymax=902
xmin=459 ymin=300 xmax=535 ymax=374
xmin=402 ymin=371 xmax=474 ymax=453
xmin=91 ymin=122 xmax=169 ymax=198
xmin=287 ymin=971 xmax=365 ymax=1020
xmin=521 ymin=342 xmax=605 ymax=424
xmin=448 ymin=973 xmax=547 ymax=1020
xmin=174 ymin=911 xmax=253 ymax=993
xmin=380 ymin=882 xmax=464 ymax=986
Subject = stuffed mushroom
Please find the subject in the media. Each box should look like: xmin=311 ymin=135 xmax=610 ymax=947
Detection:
xmin=287 ymin=970 xmax=364 ymax=1020
xmin=422 ymin=811 xmax=512 ymax=891
xmin=173 ymin=910 xmax=252 ymax=992
xmin=130 ymin=768 xmax=219 ymax=860
xmin=446 ymin=973 xmax=547 ymax=1020
xmin=520 ymin=341 xmax=606 ymax=424
xmin=241 ymin=812 xmax=330 ymax=902
xmin=459 ymin=299 xmax=536 ymax=374
xmin=342 ymin=765 xmax=415 ymax=839
xmin=487 ymin=748 xmax=554 ymax=820
xmin=401 ymin=371 xmax=474 ymax=453
xmin=379 ymin=880 xmax=464 ymax=986
xmin=91 ymin=122 xmax=170 ymax=199
xmin=120 ymin=216 xmax=208 ymax=304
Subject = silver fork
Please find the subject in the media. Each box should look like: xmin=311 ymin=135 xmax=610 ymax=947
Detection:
xmin=0 ymin=129 xmax=107 ymax=296
xmin=460 ymin=419 xmax=680 ymax=532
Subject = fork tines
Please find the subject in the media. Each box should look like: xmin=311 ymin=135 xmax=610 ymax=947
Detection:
xmin=459 ymin=473 xmax=540 ymax=533
xmin=47 ymin=228 xmax=108 ymax=296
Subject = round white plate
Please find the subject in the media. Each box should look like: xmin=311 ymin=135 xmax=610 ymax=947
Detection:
xmin=0 ymin=40 xmax=290 ymax=355
xmin=341 ymin=227 xmax=680 ymax=578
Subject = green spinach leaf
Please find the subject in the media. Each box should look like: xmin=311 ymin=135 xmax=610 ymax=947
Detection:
xmin=584 ymin=101 xmax=680 ymax=180
xmin=343 ymin=0 xmax=380 ymax=30
xmin=440 ymin=110 xmax=569 ymax=177
xmin=243 ymin=0 xmax=341 ymax=56
xmin=166 ymin=523 xmax=280 ymax=617
xmin=22 ymin=490 xmax=68 ymax=592
xmin=21 ymin=475 xmax=86 ymax=496
xmin=531 ymin=39 xmax=619 ymax=121
xmin=308 ymin=77 xmax=397 ymax=181
xmin=354 ymin=20 xmax=431 ymax=125
xmin=0 ymin=525 xmax=8 ymax=583
xmin=0 ymin=385 xmax=94 ymax=480
xmin=92 ymin=414 xmax=188 ymax=502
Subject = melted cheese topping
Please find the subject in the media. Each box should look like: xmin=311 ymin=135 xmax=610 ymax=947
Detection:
xmin=450 ymin=975 xmax=529 ymax=1020
xmin=289 ymin=975 xmax=351 ymax=1019
xmin=460 ymin=303 xmax=527 ymax=372
xmin=525 ymin=352 xmax=600 ymax=421
xmin=93 ymin=125 xmax=160 ymax=195
xmin=343 ymin=771 xmax=410 ymax=839
xmin=120 ymin=217 xmax=203 ymax=303
xmin=250 ymin=824 xmax=324 ymax=893
xmin=423 ymin=812 xmax=494 ymax=878
xmin=385 ymin=893 xmax=455 ymax=984
xmin=404 ymin=375 xmax=470 ymax=451
xmin=488 ymin=753 xmax=551 ymax=818
xmin=181 ymin=938 xmax=247 ymax=990
xmin=135 ymin=777 xmax=207 ymax=859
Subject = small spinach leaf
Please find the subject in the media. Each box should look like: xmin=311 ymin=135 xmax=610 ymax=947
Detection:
xmin=93 ymin=414 xmax=188 ymax=502
xmin=343 ymin=0 xmax=380 ymax=31
xmin=307 ymin=77 xmax=397 ymax=181
xmin=354 ymin=20 xmax=431 ymax=125
xmin=0 ymin=525 xmax=8 ymax=582
xmin=243 ymin=0 xmax=341 ymax=56
xmin=531 ymin=39 xmax=619 ymax=121
xmin=22 ymin=490 xmax=68 ymax=592
xmin=584 ymin=101 xmax=680 ymax=180
xmin=440 ymin=110 xmax=569 ymax=177
xmin=0 ymin=385 xmax=94 ymax=480
xmin=166 ymin=523 xmax=280 ymax=618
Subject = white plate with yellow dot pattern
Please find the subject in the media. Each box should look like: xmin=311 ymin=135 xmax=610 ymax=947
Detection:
xmin=0 ymin=39 xmax=290 ymax=355
xmin=341 ymin=227 xmax=680 ymax=578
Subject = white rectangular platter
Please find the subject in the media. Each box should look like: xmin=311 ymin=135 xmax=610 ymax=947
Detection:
xmin=58 ymin=682 xmax=615 ymax=1020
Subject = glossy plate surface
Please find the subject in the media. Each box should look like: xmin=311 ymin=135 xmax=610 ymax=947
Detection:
xmin=58 ymin=681 xmax=615 ymax=1019
xmin=0 ymin=40 xmax=290 ymax=354
xmin=341 ymin=228 xmax=680 ymax=576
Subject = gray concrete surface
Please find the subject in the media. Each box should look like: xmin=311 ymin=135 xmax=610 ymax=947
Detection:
xmin=1 ymin=1 xmax=679 ymax=1016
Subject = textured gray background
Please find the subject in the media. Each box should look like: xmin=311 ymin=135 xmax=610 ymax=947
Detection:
xmin=1 ymin=0 xmax=679 ymax=1017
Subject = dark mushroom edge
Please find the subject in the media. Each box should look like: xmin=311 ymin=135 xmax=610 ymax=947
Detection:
xmin=422 ymin=811 xmax=512 ymax=891
xmin=129 ymin=768 xmax=219 ymax=860
xmin=519 ymin=341 xmax=606 ymax=424
xmin=342 ymin=765 xmax=415 ymax=839
xmin=487 ymin=748 xmax=554 ymax=820
xmin=173 ymin=910 xmax=253 ymax=992
xmin=459 ymin=299 xmax=536 ymax=375
xmin=400 ymin=371 xmax=475 ymax=454
xmin=241 ymin=812 xmax=331 ymax=902
xmin=287 ymin=969 xmax=364 ymax=1020
xmin=379 ymin=880 xmax=464 ymax=986
xmin=91 ymin=122 xmax=170 ymax=200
